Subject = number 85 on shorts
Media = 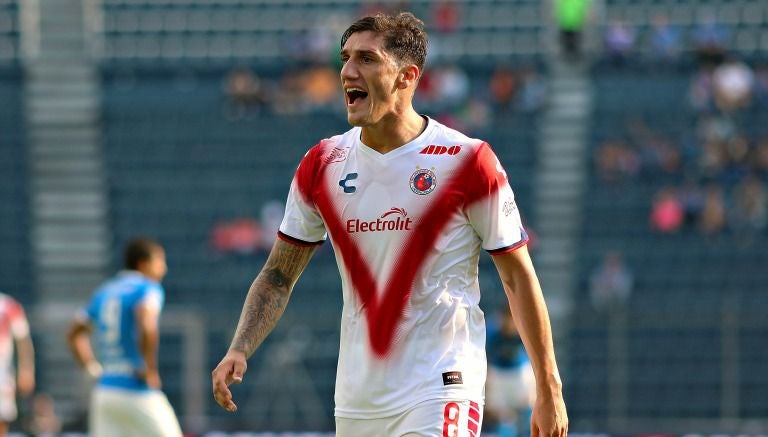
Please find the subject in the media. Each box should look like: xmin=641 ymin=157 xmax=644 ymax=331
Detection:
xmin=335 ymin=399 xmax=482 ymax=437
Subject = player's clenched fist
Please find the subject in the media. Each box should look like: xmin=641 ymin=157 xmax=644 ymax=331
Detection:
xmin=212 ymin=349 xmax=248 ymax=412
xmin=530 ymin=392 xmax=568 ymax=437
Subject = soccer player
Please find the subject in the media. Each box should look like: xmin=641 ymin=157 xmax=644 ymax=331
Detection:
xmin=67 ymin=238 xmax=182 ymax=437
xmin=486 ymin=310 xmax=537 ymax=437
xmin=212 ymin=12 xmax=568 ymax=437
xmin=0 ymin=293 xmax=34 ymax=437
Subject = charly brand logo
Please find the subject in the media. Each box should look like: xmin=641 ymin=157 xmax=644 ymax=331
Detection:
xmin=503 ymin=198 xmax=517 ymax=217
xmin=410 ymin=167 xmax=437 ymax=195
xmin=338 ymin=172 xmax=358 ymax=193
xmin=347 ymin=207 xmax=413 ymax=233
xmin=419 ymin=144 xmax=461 ymax=156
xmin=323 ymin=147 xmax=349 ymax=164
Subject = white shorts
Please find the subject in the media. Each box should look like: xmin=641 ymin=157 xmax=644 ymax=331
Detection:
xmin=90 ymin=386 xmax=183 ymax=437
xmin=485 ymin=364 xmax=535 ymax=415
xmin=335 ymin=399 xmax=483 ymax=437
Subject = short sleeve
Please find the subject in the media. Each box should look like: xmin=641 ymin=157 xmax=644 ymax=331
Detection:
xmin=8 ymin=300 xmax=30 ymax=339
xmin=139 ymin=284 xmax=164 ymax=313
xmin=465 ymin=144 xmax=528 ymax=254
xmin=83 ymin=295 xmax=100 ymax=322
xmin=278 ymin=147 xmax=328 ymax=245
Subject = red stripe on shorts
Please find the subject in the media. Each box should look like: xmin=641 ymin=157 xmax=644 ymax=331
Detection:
xmin=468 ymin=401 xmax=480 ymax=435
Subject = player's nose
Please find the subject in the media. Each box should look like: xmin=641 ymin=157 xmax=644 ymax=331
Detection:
xmin=340 ymin=62 xmax=358 ymax=81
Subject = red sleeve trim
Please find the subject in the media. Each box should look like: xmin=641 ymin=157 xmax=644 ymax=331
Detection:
xmin=487 ymin=237 xmax=529 ymax=256
xmin=277 ymin=231 xmax=324 ymax=247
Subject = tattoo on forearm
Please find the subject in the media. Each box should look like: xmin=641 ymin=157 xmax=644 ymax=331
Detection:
xmin=230 ymin=241 xmax=316 ymax=356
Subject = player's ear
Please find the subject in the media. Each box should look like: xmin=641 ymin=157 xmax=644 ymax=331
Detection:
xmin=397 ymin=64 xmax=420 ymax=90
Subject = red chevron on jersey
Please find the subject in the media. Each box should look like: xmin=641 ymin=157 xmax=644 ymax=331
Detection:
xmin=309 ymin=143 xmax=502 ymax=356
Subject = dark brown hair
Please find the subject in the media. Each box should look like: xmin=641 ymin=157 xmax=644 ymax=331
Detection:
xmin=124 ymin=237 xmax=162 ymax=270
xmin=340 ymin=12 xmax=428 ymax=72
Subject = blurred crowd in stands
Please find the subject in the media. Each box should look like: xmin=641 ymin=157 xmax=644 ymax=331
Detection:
xmin=223 ymin=61 xmax=548 ymax=137
xmin=595 ymin=15 xmax=768 ymax=238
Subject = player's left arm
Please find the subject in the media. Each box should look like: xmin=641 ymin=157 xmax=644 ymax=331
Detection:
xmin=14 ymin=331 xmax=34 ymax=396
xmin=491 ymin=245 xmax=568 ymax=437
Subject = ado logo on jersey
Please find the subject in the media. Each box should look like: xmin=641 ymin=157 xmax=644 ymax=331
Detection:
xmin=410 ymin=167 xmax=437 ymax=195
xmin=419 ymin=144 xmax=461 ymax=156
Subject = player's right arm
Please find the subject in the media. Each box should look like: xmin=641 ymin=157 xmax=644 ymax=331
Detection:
xmin=66 ymin=317 xmax=102 ymax=379
xmin=211 ymin=237 xmax=317 ymax=412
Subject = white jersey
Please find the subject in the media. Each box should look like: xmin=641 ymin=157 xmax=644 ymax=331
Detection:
xmin=0 ymin=293 xmax=29 ymax=386
xmin=279 ymin=117 xmax=528 ymax=419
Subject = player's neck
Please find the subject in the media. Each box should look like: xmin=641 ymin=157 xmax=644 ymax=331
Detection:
xmin=360 ymin=110 xmax=426 ymax=155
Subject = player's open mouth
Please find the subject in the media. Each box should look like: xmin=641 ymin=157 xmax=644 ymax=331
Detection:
xmin=346 ymin=88 xmax=368 ymax=107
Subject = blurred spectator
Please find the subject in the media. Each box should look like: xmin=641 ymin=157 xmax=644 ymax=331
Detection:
xmin=689 ymin=67 xmax=715 ymax=112
xmin=589 ymin=251 xmax=633 ymax=312
xmin=650 ymin=187 xmax=684 ymax=233
xmin=415 ymin=68 xmax=437 ymax=105
xmin=419 ymin=64 xmax=470 ymax=111
xmin=433 ymin=1 xmax=459 ymax=33
xmin=712 ymin=57 xmax=754 ymax=113
xmin=23 ymin=393 xmax=61 ymax=437
xmin=458 ymin=97 xmax=492 ymax=135
xmin=731 ymin=174 xmax=767 ymax=232
xmin=700 ymin=139 xmax=728 ymax=179
xmin=301 ymin=65 xmax=340 ymax=112
xmin=594 ymin=138 xmax=640 ymax=183
xmin=272 ymin=68 xmax=306 ymax=114
xmin=648 ymin=14 xmax=682 ymax=61
xmin=485 ymin=310 xmax=535 ymax=437
xmin=754 ymin=64 xmax=768 ymax=108
xmin=489 ymin=66 xmax=518 ymax=112
xmin=433 ymin=65 xmax=470 ymax=109
xmin=259 ymin=200 xmax=286 ymax=251
xmin=517 ymin=66 xmax=548 ymax=113
xmin=224 ymin=67 xmax=269 ymax=119
xmin=752 ymin=137 xmax=768 ymax=175
xmin=211 ymin=218 xmax=263 ymax=255
xmin=678 ymin=179 xmax=705 ymax=227
xmin=697 ymin=113 xmax=737 ymax=144
xmin=555 ymin=0 xmax=591 ymax=61
xmin=603 ymin=19 xmax=636 ymax=64
xmin=699 ymin=183 xmax=727 ymax=234
xmin=628 ymin=120 xmax=682 ymax=177
xmin=693 ymin=14 xmax=729 ymax=66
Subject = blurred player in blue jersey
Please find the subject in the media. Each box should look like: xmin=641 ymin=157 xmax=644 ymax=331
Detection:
xmin=67 ymin=238 xmax=182 ymax=437
xmin=486 ymin=310 xmax=536 ymax=437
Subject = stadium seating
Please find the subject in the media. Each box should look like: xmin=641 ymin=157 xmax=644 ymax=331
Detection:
xmin=0 ymin=67 xmax=31 ymax=303
xmin=0 ymin=0 xmax=18 ymax=62
xmin=567 ymin=59 xmax=768 ymax=425
xmin=99 ymin=0 xmax=547 ymax=65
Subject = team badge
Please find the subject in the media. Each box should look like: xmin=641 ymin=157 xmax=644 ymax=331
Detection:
xmin=410 ymin=168 xmax=436 ymax=195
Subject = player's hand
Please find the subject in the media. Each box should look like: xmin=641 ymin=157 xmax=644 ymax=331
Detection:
xmin=85 ymin=360 xmax=103 ymax=380
xmin=212 ymin=349 xmax=247 ymax=412
xmin=136 ymin=367 xmax=162 ymax=389
xmin=144 ymin=369 xmax=162 ymax=389
xmin=530 ymin=389 xmax=568 ymax=437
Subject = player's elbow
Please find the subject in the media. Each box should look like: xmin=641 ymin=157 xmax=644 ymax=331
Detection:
xmin=65 ymin=320 xmax=88 ymax=347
